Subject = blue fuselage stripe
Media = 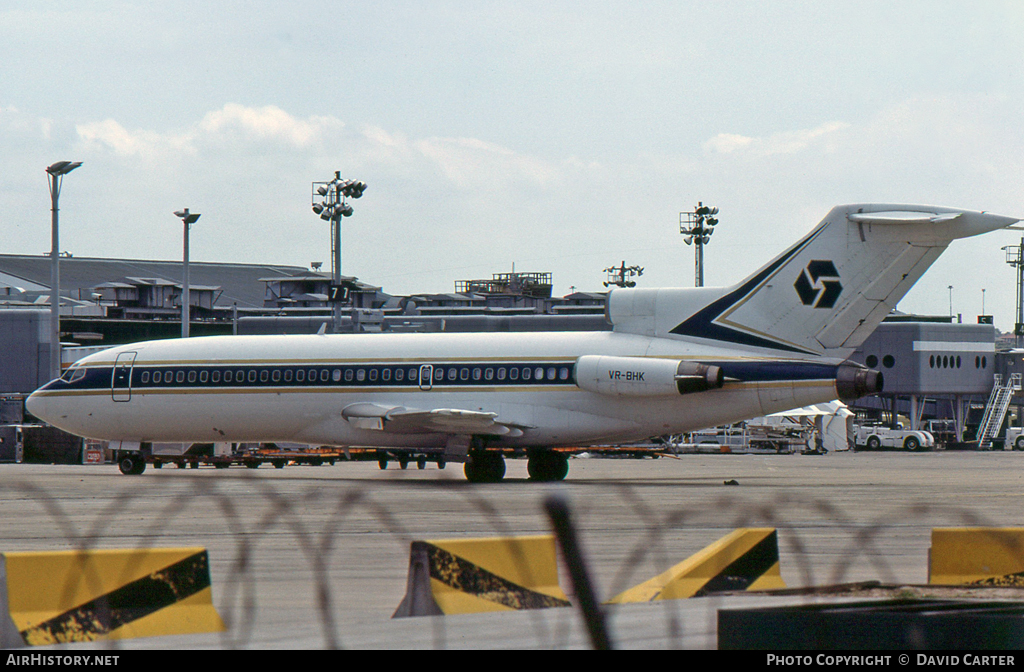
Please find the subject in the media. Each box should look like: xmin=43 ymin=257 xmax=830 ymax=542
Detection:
xmin=52 ymin=362 xmax=580 ymax=392
xmin=49 ymin=358 xmax=841 ymax=393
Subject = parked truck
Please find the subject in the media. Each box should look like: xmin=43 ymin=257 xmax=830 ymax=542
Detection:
xmin=854 ymin=424 xmax=935 ymax=451
xmin=1003 ymin=427 xmax=1024 ymax=450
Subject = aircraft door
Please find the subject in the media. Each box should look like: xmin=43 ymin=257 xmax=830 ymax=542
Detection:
xmin=112 ymin=352 xmax=137 ymax=402
xmin=419 ymin=364 xmax=433 ymax=391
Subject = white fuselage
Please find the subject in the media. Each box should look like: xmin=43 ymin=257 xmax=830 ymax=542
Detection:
xmin=26 ymin=329 xmax=846 ymax=451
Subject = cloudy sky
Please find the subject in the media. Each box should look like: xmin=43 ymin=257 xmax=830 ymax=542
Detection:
xmin=3 ymin=2 xmax=1023 ymax=329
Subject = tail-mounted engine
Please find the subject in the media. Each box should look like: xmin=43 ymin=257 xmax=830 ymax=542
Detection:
xmin=575 ymin=355 xmax=724 ymax=397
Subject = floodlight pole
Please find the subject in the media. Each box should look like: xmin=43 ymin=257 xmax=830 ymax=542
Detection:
xmin=1003 ymin=237 xmax=1024 ymax=348
xmin=679 ymin=202 xmax=719 ymax=287
xmin=45 ymin=160 xmax=82 ymax=381
xmin=312 ymin=172 xmax=366 ymax=333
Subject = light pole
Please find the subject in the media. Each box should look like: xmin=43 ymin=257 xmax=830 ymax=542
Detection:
xmin=680 ymin=202 xmax=719 ymax=287
xmin=174 ymin=208 xmax=201 ymax=338
xmin=45 ymin=160 xmax=82 ymax=380
xmin=1003 ymin=237 xmax=1024 ymax=348
xmin=312 ymin=172 xmax=366 ymax=332
xmin=603 ymin=261 xmax=644 ymax=288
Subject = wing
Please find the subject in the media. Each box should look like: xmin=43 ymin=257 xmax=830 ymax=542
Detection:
xmin=341 ymin=403 xmax=526 ymax=437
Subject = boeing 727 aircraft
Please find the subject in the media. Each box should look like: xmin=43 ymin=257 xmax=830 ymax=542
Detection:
xmin=26 ymin=204 xmax=1018 ymax=481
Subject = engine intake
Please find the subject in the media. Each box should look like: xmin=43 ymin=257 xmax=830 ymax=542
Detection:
xmin=575 ymin=355 xmax=724 ymax=397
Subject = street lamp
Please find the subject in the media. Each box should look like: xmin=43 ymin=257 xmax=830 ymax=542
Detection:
xmin=45 ymin=160 xmax=82 ymax=380
xmin=174 ymin=208 xmax=201 ymax=338
xmin=311 ymin=172 xmax=366 ymax=332
xmin=680 ymin=202 xmax=719 ymax=287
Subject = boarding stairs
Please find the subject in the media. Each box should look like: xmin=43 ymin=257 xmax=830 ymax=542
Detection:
xmin=977 ymin=373 xmax=1021 ymax=449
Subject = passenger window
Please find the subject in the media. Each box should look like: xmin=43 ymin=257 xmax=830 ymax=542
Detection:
xmin=248 ymin=370 xmax=257 ymax=383
xmin=460 ymin=368 xmax=469 ymax=381
xmin=333 ymin=369 xmax=342 ymax=382
xmin=320 ymin=369 xmax=329 ymax=382
xmin=176 ymin=370 xmax=185 ymax=384
xmin=395 ymin=368 xmax=403 ymax=382
xmin=296 ymin=369 xmax=305 ymax=383
xmin=212 ymin=370 xmax=220 ymax=383
xmin=141 ymin=371 xmax=150 ymax=384
xmin=511 ymin=368 xmax=520 ymax=381
xmin=559 ymin=367 xmax=569 ymax=380
xmin=272 ymin=370 xmax=281 ymax=382
xmin=200 ymin=370 xmax=208 ymax=383
xmin=356 ymin=369 xmax=366 ymax=382
xmin=369 ymin=369 xmax=378 ymax=382
xmin=224 ymin=371 xmax=233 ymax=383
xmin=188 ymin=370 xmax=197 ymax=384
xmin=382 ymin=368 xmax=391 ymax=382
xmin=345 ymin=369 xmax=354 ymax=382
xmin=485 ymin=368 xmax=494 ymax=381
xmin=546 ymin=367 xmax=556 ymax=380
xmin=284 ymin=369 xmax=293 ymax=382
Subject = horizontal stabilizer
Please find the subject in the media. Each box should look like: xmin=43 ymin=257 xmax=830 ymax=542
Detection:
xmin=848 ymin=211 xmax=962 ymax=226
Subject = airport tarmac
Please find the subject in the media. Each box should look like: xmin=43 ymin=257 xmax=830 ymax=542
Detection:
xmin=2 ymin=449 xmax=1024 ymax=649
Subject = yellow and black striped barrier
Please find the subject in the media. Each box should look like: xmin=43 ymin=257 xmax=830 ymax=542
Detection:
xmin=0 ymin=548 xmax=225 ymax=646
xmin=929 ymin=527 xmax=1024 ymax=587
xmin=607 ymin=528 xmax=786 ymax=603
xmin=393 ymin=535 xmax=571 ymax=617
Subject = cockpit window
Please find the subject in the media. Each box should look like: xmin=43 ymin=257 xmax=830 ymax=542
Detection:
xmin=61 ymin=366 xmax=87 ymax=383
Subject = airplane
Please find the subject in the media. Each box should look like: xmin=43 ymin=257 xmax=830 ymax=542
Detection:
xmin=26 ymin=204 xmax=1019 ymax=482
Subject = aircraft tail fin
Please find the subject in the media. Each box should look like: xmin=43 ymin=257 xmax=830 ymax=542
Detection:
xmin=608 ymin=205 xmax=1018 ymax=356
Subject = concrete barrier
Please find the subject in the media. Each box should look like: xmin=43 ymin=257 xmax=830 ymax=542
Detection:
xmin=607 ymin=528 xmax=786 ymax=603
xmin=0 ymin=547 xmax=225 ymax=646
xmin=393 ymin=535 xmax=571 ymax=617
xmin=930 ymin=528 xmax=1024 ymax=586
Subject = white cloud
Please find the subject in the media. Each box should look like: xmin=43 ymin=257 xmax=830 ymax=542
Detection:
xmin=75 ymin=104 xmax=347 ymax=160
xmin=704 ymin=121 xmax=851 ymax=157
xmin=76 ymin=118 xmax=194 ymax=158
xmin=197 ymin=103 xmax=342 ymax=147
xmin=413 ymin=135 xmax=561 ymax=189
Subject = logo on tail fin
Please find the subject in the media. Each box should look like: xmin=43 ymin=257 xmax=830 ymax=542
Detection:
xmin=794 ymin=260 xmax=842 ymax=309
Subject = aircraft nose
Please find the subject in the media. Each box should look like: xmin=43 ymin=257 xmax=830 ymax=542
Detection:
xmin=25 ymin=385 xmax=55 ymax=423
xmin=25 ymin=389 xmax=44 ymax=420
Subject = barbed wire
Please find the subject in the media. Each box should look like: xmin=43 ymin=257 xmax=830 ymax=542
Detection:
xmin=2 ymin=469 xmax=1022 ymax=649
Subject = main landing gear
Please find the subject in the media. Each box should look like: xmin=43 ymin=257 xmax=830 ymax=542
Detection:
xmin=462 ymin=450 xmax=570 ymax=483
xmin=464 ymin=451 xmax=506 ymax=483
xmin=527 ymin=450 xmax=569 ymax=482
